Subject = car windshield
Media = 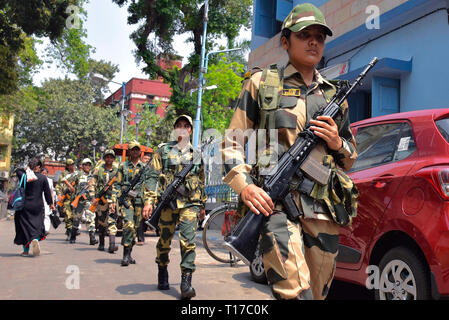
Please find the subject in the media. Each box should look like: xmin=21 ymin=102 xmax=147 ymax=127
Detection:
xmin=436 ymin=118 xmax=449 ymax=143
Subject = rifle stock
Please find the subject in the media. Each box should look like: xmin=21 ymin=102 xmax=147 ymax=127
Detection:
xmin=223 ymin=57 xmax=378 ymax=266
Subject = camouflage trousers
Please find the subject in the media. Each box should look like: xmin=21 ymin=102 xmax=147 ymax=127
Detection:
xmin=63 ymin=200 xmax=73 ymax=231
xmin=155 ymin=206 xmax=199 ymax=272
xmin=96 ymin=202 xmax=118 ymax=236
xmin=120 ymin=202 xmax=143 ymax=247
xmin=260 ymin=212 xmax=339 ymax=300
xmin=72 ymin=201 xmax=95 ymax=232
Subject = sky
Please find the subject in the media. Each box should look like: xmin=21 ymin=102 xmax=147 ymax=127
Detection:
xmin=33 ymin=0 xmax=251 ymax=94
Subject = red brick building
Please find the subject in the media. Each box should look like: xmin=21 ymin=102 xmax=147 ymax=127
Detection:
xmin=104 ymin=55 xmax=182 ymax=123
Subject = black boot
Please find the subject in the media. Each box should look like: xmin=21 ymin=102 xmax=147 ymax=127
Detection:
xmin=180 ymin=271 xmax=196 ymax=300
xmin=89 ymin=231 xmax=98 ymax=245
xmin=157 ymin=266 xmax=170 ymax=290
xmin=69 ymin=228 xmax=77 ymax=244
xmin=108 ymin=235 xmax=119 ymax=254
xmin=65 ymin=229 xmax=71 ymax=241
xmin=98 ymin=234 xmax=105 ymax=251
xmin=128 ymin=246 xmax=136 ymax=264
xmin=121 ymin=246 xmax=131 ymax=266
xmin=137 ymin=220 xmax=145 ymax=245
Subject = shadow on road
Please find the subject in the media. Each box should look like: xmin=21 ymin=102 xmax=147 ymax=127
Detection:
xmin=0 ymin=253 xmax=21 ymax=257
xmin=94 ymin=258 xmax=122 ymax=264
xmin=115 ymin=283 xmax=179 ymax=299
xmin=232 ymin=271 xmax=272 ymax=295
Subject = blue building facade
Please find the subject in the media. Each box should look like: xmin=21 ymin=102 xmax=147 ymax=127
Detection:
xmin=250 ymin=0 xmax=449 ymax=123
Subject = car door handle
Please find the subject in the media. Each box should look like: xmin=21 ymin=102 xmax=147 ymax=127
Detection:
xmin=372 ymin=175 xmax=396 ymax=188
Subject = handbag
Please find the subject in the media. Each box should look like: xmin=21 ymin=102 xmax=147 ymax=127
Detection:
xmin=49 ymin=209 xmax=61 ymax=229
xmin=7 ymin=174 xmax=26 ymax=211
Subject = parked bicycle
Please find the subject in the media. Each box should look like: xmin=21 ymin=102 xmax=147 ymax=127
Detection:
xmin=201 ymin=202 xmax=267 ymax=283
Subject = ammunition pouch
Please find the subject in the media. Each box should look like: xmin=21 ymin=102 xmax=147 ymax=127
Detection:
xmin=309 ymin=155 xmax=359 ymax=226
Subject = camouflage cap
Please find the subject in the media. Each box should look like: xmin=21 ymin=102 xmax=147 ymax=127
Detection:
xmin=66 ymin=159 xmax=74 ymax=165
xmin=103 ymin=149 xmax=115 ymax=158
xmin=174 ymin=114 xmax=193 ymax=128
xmin=282 ymin=3 xmax=333 ymax=36
xmin=128 ymin=140 xmax=141 ymax=150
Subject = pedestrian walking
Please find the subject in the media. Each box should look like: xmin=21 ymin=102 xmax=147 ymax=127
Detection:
xmin=143 ymin=115 xmax=207 ymax=300
xmin=41 ymin=167 xmax=55 ymax=235
xmin=13 ymin=158 xmax=54 ymax=256
xmin=221 ymin=3 xmax=358 ymax=300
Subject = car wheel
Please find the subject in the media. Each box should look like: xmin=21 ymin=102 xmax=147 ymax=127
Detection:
xmin=375 ymin=246 xmax=431 ymax=300
xmin=249 ymin=246 xmax=267 ymax=284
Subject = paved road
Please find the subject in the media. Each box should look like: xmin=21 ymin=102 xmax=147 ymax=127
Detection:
xmin=0 ymin=217 xmax=272 ymax=300
xmin=0 ymin=216 xmax=373 ymax=300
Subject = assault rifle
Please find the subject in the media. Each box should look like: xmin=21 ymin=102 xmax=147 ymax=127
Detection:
xmin=117 ymin=162 xmax=151 ymax=209
xmin=56 ymin=180 xmax=75 ymax=207
xmin=71 ymin=183 xmax=91 ymax=209
xmin=145 ymin=138 xmax=213 ymax=230
xmin=88 ymin=174 xmax=117 ymax=213
xmin=223 ymin=57 xmax=378 ymax=266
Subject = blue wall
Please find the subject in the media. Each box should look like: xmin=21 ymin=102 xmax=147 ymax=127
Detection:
xmin=328 ymin=4 xmax=449 ymax=112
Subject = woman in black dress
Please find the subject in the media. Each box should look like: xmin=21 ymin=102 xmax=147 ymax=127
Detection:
xmin=14 ymin=158 xmax=54 ymax=256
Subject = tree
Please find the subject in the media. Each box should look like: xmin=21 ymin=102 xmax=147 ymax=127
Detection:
xmin=0 ymin=0 xmax=86 ymax=95
xmin=191 ymin=54 xmax=244 ymax=134
xmin=112 ymin=0 xmax=252 ymax=113
xmin=12 ymin=78 xmax=121 ymax=165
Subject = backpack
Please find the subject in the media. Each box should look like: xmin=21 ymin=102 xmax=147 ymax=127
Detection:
xmin=8 ymin=173 xmax=26 ymax=211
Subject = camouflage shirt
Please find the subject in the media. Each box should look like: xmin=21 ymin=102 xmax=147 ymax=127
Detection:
xmin=144 ymin=141 xmax=206 ymax=209
xmin=221 ymin=63 xmax=357 ymax=220
xmin=56 ymin=169 xmax=78 ymax=200
xmin=73 ymin=170 xmax=92 ymax=202
xmin=88 ymin=162 xmax=119 ymax=203
xmin=112 ymin=159 xmax=146 ymax=205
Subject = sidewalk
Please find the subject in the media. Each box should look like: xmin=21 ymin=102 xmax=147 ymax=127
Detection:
xmin=0 ymin=218 xmax=271 ymax=300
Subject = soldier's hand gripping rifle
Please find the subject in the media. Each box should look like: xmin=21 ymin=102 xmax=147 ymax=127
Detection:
xmin=71 ymin=183 xmax=91 ymax=209
xmin=88 ymin=175 xmax=117 ymax=213
xmin=223 ymin=57 xmax=378 ymax=266
xmin=145 ymin=138 xmax=213 ymax=230
xmin=56 ymin=180 xmax=75 ymax=207
xmin=117 ymin=162 xmax=151 ymax=210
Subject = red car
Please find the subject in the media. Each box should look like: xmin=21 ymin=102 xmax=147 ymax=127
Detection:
xmin=335 ymin=108 xmax=449 ymax=300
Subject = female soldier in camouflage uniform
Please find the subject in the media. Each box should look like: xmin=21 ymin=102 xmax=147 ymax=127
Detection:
xmin=221 ymin=3 xmax=357 ymax=300
xmin=143 ymin=115 xmax=206 ymax=300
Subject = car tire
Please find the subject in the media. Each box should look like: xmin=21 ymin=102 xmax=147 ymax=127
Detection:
xmin=249 ymin=246 xmax=267 ymax=284
xmin=375 ymin=246 xmax=431 ymax=300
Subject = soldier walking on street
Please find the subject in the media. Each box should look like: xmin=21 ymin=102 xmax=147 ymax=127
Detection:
xmin=70 ymin=158 xmax=97 ymax=245
xmin=221 ymin=3 xmax=358 ymax=300
xmin=55 ymin=159 xmax=78 ymax=241
xmin=89 ymin=149 xmax=119 ymax=253
xmin=143 ymin=115 xmax=207 ymax=300
xmin=112 ymin=141 xmax=146 ymax=266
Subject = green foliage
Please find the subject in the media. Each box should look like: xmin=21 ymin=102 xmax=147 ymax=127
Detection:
xmin=191 ymin=55 xmax=244 ymax=134
xmin=113 ymin=0 xmax=252 ymax=114
xmin=0 ymin=0 xmax=85 ymax=95
xmin=44 ymin=2 xmax=94 ymax=79
xmin=11 ymin=78 xmax=120 ymax=165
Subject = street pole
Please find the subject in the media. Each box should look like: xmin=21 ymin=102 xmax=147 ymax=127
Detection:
xmin=120 ymin=82 xmax=126 ymax=144
xmin=193 ymin=0 xmax=208 ymax=149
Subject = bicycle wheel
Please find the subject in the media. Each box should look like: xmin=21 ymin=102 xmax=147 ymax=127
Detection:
xmin=202 ymin=204 xmax=240 ymax=264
